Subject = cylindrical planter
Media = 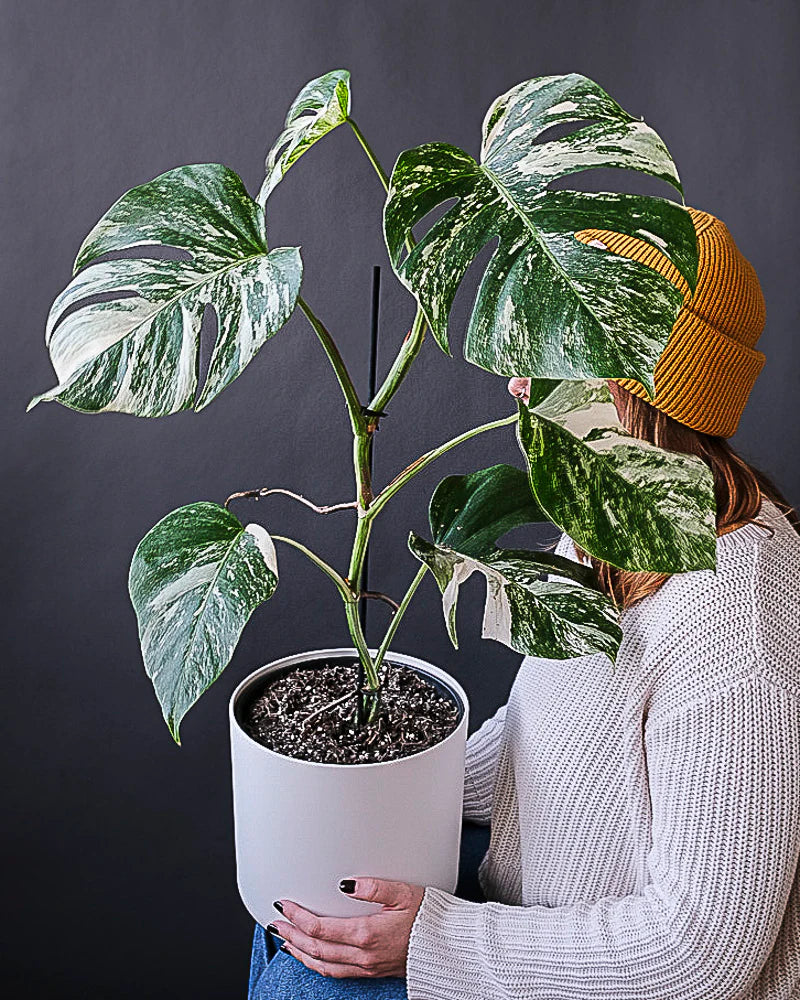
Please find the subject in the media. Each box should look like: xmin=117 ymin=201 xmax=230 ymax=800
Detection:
xmin=229 ymin=647 xmax=469 ymax=923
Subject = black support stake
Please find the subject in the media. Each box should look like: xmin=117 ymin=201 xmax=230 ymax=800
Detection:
xmin=357 ymin=266 xmax=381 ymax=722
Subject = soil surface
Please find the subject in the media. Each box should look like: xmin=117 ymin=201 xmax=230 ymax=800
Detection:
xmin=241 ymin=660 xmax=461 ymax=764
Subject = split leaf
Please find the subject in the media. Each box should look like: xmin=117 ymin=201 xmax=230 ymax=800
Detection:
xmin=410 ymin=464 xmax=622 ymax=661
xmin=30 ymin=164 xmax=301 ymax=416
xmin=384 ymin=73 xmax=698 ymax=393
xmin=258 ymin=69 xmax=352 ymax=206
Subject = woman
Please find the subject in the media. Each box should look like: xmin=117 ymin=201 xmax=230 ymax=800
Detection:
xmin=249 ymin=208 xmax=800 ymax=999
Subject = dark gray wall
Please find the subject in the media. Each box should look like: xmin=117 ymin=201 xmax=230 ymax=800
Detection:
xmin=3 ymin=0 xmax=798 ymax=995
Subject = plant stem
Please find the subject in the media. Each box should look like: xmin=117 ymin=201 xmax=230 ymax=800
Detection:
xmin=368 ymin=306 xmax=427 ymax=416
xmin=346 ymin=118 xmax=390 ymax=193
xmin=272 ymin=535 xmax=354 ymax=605
xmin=345 ymin=600 xmax=378 ymax=686
xmin=345 ymin=117 xmax=425 ymax=427
xmin=353 ymin=431 xmax=374 ymax=511
xmin=373 ymin=565 xmax=428 ymax=676
xmin=301 ymin=121 xmax=512 ymax=722
xmin=368 ymin=411 xmax=520 ymax=519
xmin=347 ymin=514 xmax=373 ymax=590
xmin=346 ymin=116 xmax=416 ymax=255
xmin=344 ymin=513 xmax=379 ymax=685
xmin=297 ymin=295 xmax=365 ymax=434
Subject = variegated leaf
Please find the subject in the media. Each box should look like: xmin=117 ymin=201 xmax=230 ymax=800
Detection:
xmin=258 ymin=69 xmax=351 ymax=207
xmin=410 ymin=465 xmax=622 ymax=661
xmin=129 ymin=502 xmax=278 ymax=743
xmin=517 ymin=379 xmax=717 ymax=573
xmin=384 ymin=73 xmax=699 ymax=394
xmin=29 ymin=164 xmax=302 ymax=416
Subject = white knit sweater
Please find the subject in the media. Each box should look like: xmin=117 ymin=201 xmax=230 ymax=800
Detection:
xmin=406 ymin=499 xmax=800 ymax=1000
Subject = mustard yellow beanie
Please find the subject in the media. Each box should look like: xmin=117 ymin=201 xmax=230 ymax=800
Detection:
xmin=574 ymin=207 xmax=766 ymax=438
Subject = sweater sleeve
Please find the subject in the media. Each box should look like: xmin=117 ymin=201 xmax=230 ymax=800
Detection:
xmin=462 ymin=703 xmax=507 ymax=824
xmin=408 ymin=672 xmax=800 ymax=1000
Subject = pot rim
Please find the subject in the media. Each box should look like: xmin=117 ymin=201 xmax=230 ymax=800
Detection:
xmin=229 ymin=647 xmax=469 ymax=770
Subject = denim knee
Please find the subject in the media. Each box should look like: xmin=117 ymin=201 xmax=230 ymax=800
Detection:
xmin=248 ymin=927 xmax=407 ymax=999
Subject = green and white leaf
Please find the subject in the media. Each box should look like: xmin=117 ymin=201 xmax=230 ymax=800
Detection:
xmin=410 ymin=464 xmax=622 ymax=661
xmin=517 ymin=379 xmax=717 ymax=573
xmin=30 ymin=164 xmax=302 ymax=416
xmin=384 ymin=73 xmax=699 ymax=393
xmin=129 ymin=502 xmax=278 ymax=743
xmin=258 ymin=69 xmax=351 ymax=207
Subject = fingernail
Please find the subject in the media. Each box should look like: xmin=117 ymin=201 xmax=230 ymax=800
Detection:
xmin=266 ymin=923 xmax=279 ymax=936
xmin=339 ymin=878 xmax=356 ymax=894
xmin=279 ymin=943 xmax=289 ymax=954
xmin=272 ymin=900 xmax=284 ymax=914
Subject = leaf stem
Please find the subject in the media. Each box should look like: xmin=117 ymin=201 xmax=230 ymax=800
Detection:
xmin=297 ymin=295 xmax=365 ymax=434
xmin=368 ymin=412 xmax=520 ymax=519
xmin=346 ymin=118 xmax=390 ymax=193
xmin=373 ymin=565 xmax=428 ymax=676
xmin=272 ymin=534 xmax=354 ymax=605
xmin=367 ymin=306 xmax=427 ymax=416
xmin=346 ymin=116 xmax=416 ymax=252
xmin=345 ymin=117 xmax=423 ymax=415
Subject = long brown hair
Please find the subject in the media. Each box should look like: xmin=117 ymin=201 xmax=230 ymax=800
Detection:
xmin=573 ymin=382 xmax=799 ymax=610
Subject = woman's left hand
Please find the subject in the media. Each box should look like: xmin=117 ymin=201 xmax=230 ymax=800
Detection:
xmin=270 ymin=877 xmax=425 ymax=979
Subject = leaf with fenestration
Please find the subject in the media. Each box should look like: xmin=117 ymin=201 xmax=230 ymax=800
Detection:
xmin=129 ymin=502 xmax=278 ymax=743
xmin=411 ymin=464 xmax=622 ymax=661
xmin=258 ymin=69 xmax=351 ymax=207
xmin=517 ymin=379 xmax=717 ymax=573
xmin=29 ymin=164 xmax=302 ymax=417
xmin=384 ymin=73 xmax=698 ymax=393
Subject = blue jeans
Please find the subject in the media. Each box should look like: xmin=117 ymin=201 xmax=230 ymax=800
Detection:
xmin=247 ymin=822 xmax=489 ymax=998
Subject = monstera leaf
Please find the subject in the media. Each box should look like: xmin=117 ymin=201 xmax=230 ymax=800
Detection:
xmin=258 ymin=69 xmax=351 ymax=207
xmin=384 ymin=73 xmax=699 ymax=393
xmin=129 ymin=502 xmax=278 ymax=743
xmin=409 ymin=464 xmax=622 ymax=661
xmin=29 ymin=164 xmax=302 ymax=417
xmin=517 ymin=379 xmax=717 ymax=573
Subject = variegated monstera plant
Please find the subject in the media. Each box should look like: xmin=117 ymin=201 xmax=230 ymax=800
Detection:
xmin=30 ymin=71 xmax=716 ymax=743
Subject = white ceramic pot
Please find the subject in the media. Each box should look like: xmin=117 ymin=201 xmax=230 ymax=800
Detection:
xmin=229 ymin=647 xmax=469 ymax=924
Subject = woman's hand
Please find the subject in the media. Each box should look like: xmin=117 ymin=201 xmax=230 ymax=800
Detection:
xmin=508 ymin=377 xmax=531 ymax=404
xmin=270 ymin=877 xmax=425 ymax=979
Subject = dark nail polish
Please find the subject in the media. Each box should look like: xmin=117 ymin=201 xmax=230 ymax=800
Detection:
xmin=279 ymin=943 xmax=289 ymax=954
xmin=266 ymin=923 xmax=279 ymax=936
xmin=273 ymin=900 xmax=284 ymax=914
xmin=339 ymin=878 xmax=356 ymax=894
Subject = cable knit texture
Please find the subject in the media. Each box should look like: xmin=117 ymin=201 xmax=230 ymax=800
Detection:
xmin=406 ymin=499 xmax=800 ymax=999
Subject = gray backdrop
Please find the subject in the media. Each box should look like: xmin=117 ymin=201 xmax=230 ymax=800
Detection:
xmin=3 ymin=0 xmax=798 ymax=995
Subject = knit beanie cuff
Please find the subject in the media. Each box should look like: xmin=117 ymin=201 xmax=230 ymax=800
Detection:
xmin=575 ymin=208 xmax=766 ymax=439
xmin=613 ymin=314 xmax=765 ymax=437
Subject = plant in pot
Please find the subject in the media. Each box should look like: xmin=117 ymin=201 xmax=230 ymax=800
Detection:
xmin=29 ymin=71 xmax=715 ymax=924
